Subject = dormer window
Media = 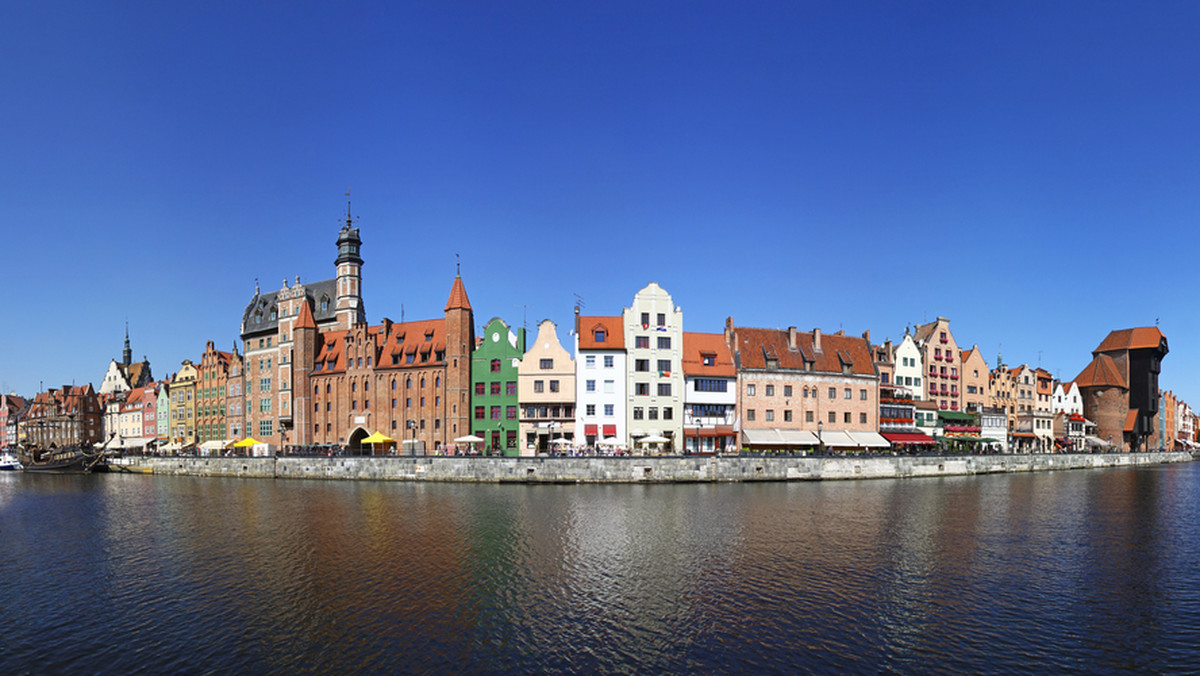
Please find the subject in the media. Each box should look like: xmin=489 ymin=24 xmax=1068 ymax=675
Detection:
xmin=594 ymin=329 xmax=606 ymax=343
xmin=702 ymin=353 xmax=715 ymax=367
xmin=270 ymin=310 xmax=277 ymax=321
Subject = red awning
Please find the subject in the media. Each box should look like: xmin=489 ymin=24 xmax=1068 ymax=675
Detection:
xmin=602 ymin=425 xmax=616 ymax=436
xmin=685 ymin=426 xmax=734 ymax=438
xmin=584 ymin=424 xmax=598 ymax=435
xmin=881 ymin=431 xmax=936 ymax=445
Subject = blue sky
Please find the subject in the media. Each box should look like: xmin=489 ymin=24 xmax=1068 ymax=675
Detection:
xmin=3 ymin=2 xmax=1199 ymax=404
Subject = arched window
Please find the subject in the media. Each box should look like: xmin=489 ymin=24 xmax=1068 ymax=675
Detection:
xmin=406 ymin=377 xmax=412 ymax=389
xmin=420 ymin=377 xmax=426 ymax=389
xmin=314 ymin=385 xmax=318 ymax=395
xmin=352 ymin=381 xmax=357 ymax=393
xmin=391 ymin=379 xmax=397 ymax=391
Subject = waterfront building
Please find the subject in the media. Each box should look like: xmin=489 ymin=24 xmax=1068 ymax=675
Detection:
xmin=979 ymin=406 xmax=1009 ymax=453
xmin=518 ymin=320 xmax=575 ymax=455
xmin=1155 ymin=389 xmax=1178 ymax=451
xmin=891 ymin=333 xmax=924 ymax=399
xmin=307 ymin=273 xmax=474 ymax=454
xmin=156 ymin=380 xmax=170 ymax=443
xmin=1074 ymin=327 xmax=1168 ymax=452
xmin=1015 ymin=405 xmax=1054 ymax=452
xmin=168 ymin=361 xmax=198 ymax=451
xmin=681 ymin=332 xmax=737 ymax=453
xmin=960 ymin=346 xmax=990 ymax=413
xmin=20 ymin=384 xmax=103 ymax=449
xmin=623 ymin=283 xmax=685 ymax=452
xmin=116 ymin=387 xmax=143 ymax=443
xmin=574 ymin=312 xmax=626 ymax=449
xmin=874 ymin=337 xmax=934 ymax=449
xmin=196 ymin=341 xmax=235 ymax=445
xmin=1053 ymin=381 xmax=1083 ymax=416
xmin=914 ymin=399 xmax=940 ymax=434
xmin=240 ymin=208 xmax=366 ymax=447
xmin=225 ymin=352 xmax=246 ymax=440
xmin=1034 ymin=368 xmax=1054 ymax=414
xmin=727 ymin=320 xmax=884 ymax=453
xmin=0 ymin=394 xmax=28 ymax=449
xmin=472 ymin=317 xmax=526 ymax=455
xmin=98 ymin=326 xmax=153 ymax=396
xmin=912 ymin=317 xmax=962 ymax=411
xmin=141 ymin=383 xmax=161 ymax=442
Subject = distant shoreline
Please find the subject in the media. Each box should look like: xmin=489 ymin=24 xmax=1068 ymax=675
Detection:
xmin=106 ymin=451 xmax=1192 ymax=483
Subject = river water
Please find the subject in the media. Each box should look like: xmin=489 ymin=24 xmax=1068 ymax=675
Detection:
xmin=2 ymin=463 xmax=1198 ymax=674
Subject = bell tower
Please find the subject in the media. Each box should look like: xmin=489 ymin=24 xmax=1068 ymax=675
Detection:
xmin=334 ymin=198 xmax=366 ymax=329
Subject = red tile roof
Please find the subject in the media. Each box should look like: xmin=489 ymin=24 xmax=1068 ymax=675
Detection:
xmin=294 ymin=298 xmax=317 ymax=330
xmin=445 ymin=275 xmax=472 ymax=312
xmin=733 ymin=327 xmax=875 ymax=376
xmin=314 ymin=318 xmax=449 ymax=375
xmin=1095 ymin=327 xmax=1166 ymax=354
xmin=1073 ymin=354 xmax=1126 ymax=389
xmin=682 ymin=332 xmax=735 ymax=377
xmin=1124 ymin=409 xmax=1140 ymax=432
xmin=578 ymin=316 xmax=624 ymax=350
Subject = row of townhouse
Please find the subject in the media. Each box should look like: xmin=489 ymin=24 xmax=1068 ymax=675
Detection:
xmin=16 ymin=205 xmax=1197 ymax=457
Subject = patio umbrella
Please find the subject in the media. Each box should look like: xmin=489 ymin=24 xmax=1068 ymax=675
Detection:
xmin=232 ymin=438 xmax=262 ymax=447
xmin=362 ymin=431 xmax=396 ymax=454
xmin=639 ymin=435 xmax=670 ymax=444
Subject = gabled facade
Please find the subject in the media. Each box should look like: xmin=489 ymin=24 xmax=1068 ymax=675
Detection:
xmin=912 ymin=317 xmax=962 ymax=411
xmin=472 ymin=317 xmax=526 ymax=455
xmin=518 ymin=320 xmax=575 ymax=455
xmin=960 ymin=346 xmax=990 ymax=413
xmin=682 ymin=331 xmax=736 ymax=453
xmin=891 ymin=333 xmax=924 ymax=399
xmin=156 ymin=380 xmax=171 ymax=443
xmin=169 ymin=361 xmax=198 ymax=449
xmin=1075 ymin=327 xmax=1168 ymax=452
xmin=1052 ymin=381 xmax=1083 ymax=416
xmin=98 ymin=327 xmax=153 ymax=396
xmin=574 ymin=313 xmax=626 ymax=449
xmin=20 ymin=384 xmax=103 ymax=449
xmin=196 ymin=341 xmax=233 ymax=443
xmin=0 ymin=394 xmax=29 ymax=449
xmin=623 ymin=283 xmax=684 ymax=452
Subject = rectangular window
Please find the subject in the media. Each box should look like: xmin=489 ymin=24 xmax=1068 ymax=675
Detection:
xmin=475 ymin=383 xmax=485 ymax=396
xmin=604 ymin=355 xmax=614 ymax=368
xmin=702 ymin=353 xmax=715 ymax=367
xmin=636 ymin=383 xmax=649 ymax=396
xmin=506 ymin=381 xmax=517 ymax=396
xmin=806 ymin=410 xmax=814 ymax=422
xmin=534 ymin=380 xmax=545 ymax=393
xmin=586 ymin=355 xmax=596 ymax=368
xmin=657 ymin=383 xmax=671 ymax=396
xmin=586 ymin=404 xmax=596 ymax=416
xmin=784 ymin=385 xmax=792 ymax=397
xmin=490 ymin=382 xmax=501 ymax=395
xmin=747 ymin=384 xmax=756 ymax=396
xmin=259 ymin=420 xmax=273 ymax=437
xmin=844 ymin=388 xmax=852 ymax=400
xmin=828 ymin=411 xmax=836 ymax=423
xmin=765 ymin=384 xmax=775 ymax=397
xmin=844 ymin=412 xmax=852 ymax=423
xmin=475 ymin=406 xmax=485 ymax=420
xmin=636 ymin=359 xmax=649 ymax=372
xmin=594 ymin=330 xmax=606 ymax=343
xmin=657 ymin=359 xmax=671 ymax=373
xmin=604 ymin=404 xmax=614 ymax=416
xmin=506 ymin=406 xmax=517 ymax=420
xmin=695 ymin=379 xmax=728 ymax=393
xmin=663 ymin=407 xmax=672 ymax=420
xmin=633 ymin=407 xmax=644 ymax=420
xmin=549 ymin=380 xmax=560 ymax=393
xmin=259 ymin=398 xmax=271 ymax=413
xmin=657 ymin=337 xmax=671 ymax=349
xmin=784 ymin=410 xmax=793 ymax=422
xmin=765 ymin=410 xmax=774 ymax=422
xmin=604 ymin=380 xmax=614 ymax=394
xmin=860 ymin=389 xmax=867 ymax=400
xmin=586 ymin=380 xmax=596 ymax=393
xmin=641 ymin=312 xmax=650 ymax=326
xmin=490 ymin=406 xmax=501 ymax=420
xmin=747 ymin=409 xmax=756 ymax=421
xmin=540 ymin=358 xmax=553 ymax=370
xmin=860 ymin=412 xmax=868 ymax=424
xmin=648 ymin=407 xmax=658 ymax=420
xmin=635 ymin=336 xmax=649 ymax=349
xmin=829 ymin=387 xmax=836 ymax=399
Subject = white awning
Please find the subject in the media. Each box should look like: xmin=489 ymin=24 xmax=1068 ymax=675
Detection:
xmin=199 ymin=440 xmax=234 ymax=451
xmin=742 ymin=429 xmax=819 ymax=446
xmin=818 ymin=430 xmax=857 ymax=447
xmin=847 ymin=431 xmax=891 ymax=448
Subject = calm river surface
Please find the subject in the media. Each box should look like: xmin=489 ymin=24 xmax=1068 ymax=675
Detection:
xmin=2 ymin=463 xmax=1199 ymax=674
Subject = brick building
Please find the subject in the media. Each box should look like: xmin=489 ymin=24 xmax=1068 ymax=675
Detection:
xmin=20 ymin=384 xmax=103 ymax=449
xmin=305 ymin=273 xmax=474 ymax=454
xmin=0 ymin=394 xmax=29 ymax=450
xmin=912 ymin=317 xmax=962 ymax=412
xmin=1074 ymin=327 xmax=1168 ymax=452
xmin=196 ymin=341 xmax=234 ymax=444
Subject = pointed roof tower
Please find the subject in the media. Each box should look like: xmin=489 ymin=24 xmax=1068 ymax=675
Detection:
xmin=294 ymin=297 xmax=317 ymax=330
xmin=122 ymin=322 xmax=132 ymax=366
xmin=445 ymin=268 xmax=472 ymax=312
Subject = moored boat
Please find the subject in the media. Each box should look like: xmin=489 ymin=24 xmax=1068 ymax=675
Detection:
xmin=0 ymin=452 xmax=23 ymax=471
xmin=19 ymin=447 xmax=107 ymax=474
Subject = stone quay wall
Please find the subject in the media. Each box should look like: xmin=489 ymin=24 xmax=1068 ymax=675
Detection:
xmin=127 ymin=451 xmax=1191 ymax=483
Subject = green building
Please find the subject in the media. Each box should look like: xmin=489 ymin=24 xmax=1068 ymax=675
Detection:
xmin=472 ymin=317 xmax=526 ymax=456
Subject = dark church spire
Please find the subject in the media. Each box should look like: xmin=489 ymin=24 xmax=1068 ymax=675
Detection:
xmin=122 ymin=322 xmax=132 ymax=366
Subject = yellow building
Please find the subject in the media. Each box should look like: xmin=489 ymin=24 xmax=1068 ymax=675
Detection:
xmin=169 ymin=360 xmax=198 ymax=451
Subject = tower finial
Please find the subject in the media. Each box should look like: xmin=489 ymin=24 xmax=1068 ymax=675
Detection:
xmin=123 ymin=321 xmax=132 ymax=366
xmin=345 ymin=187 xmax=352 ymax=226
xmin=456 ymin=252 xmax=461 ymax=277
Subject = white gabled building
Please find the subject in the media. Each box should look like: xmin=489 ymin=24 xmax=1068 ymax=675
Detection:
xmin=574 ymin=311 xmax=626 ymax=450
xmin=623 ymin=283 xmax=684 ymax=453
xmin=1053 ymin=381 xmax=1083 ymax=416
xmin=892 ymin=333 xmax=925 ymax=400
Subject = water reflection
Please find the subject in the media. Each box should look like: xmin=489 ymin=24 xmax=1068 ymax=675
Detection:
xmin=1 ymin=466 xmax=1199 ymax=673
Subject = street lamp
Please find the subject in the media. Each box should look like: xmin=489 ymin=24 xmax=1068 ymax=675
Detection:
xmin=817 ymin=420 xmax=824 ymax=456
xmin=407 ymin=419 xmax=417 ymax=457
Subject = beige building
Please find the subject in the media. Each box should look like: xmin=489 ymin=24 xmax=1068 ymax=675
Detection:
xmin=519 ymin=320 xmax=576 ymax=455
xmin=960 ymin=346 xmax=990 ymax=413
xmin=168 ymin=360 xmax=198 ymax=450
xmin=913 ymin=317 xmax=963 ymax=412
xmin=623 ymin=283 xmax=684 ymax=452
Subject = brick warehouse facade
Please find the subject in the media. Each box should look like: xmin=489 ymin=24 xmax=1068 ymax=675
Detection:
xmin=1074 ymin=327 xmax=1168 ymax=452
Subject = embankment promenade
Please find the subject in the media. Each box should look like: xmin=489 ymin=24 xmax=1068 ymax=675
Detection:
xmin=115 ymin=451 xmax=1191 ymax=483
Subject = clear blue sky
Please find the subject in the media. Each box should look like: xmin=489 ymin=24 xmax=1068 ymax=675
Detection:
xmin=3 ymin=2 xmax=1199 ymax=404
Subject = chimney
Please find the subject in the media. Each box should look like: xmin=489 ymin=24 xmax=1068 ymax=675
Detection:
xmin=724 ymin=316 xmax=735 ymax=347
xmin=813 ymin=328 xmax=822 ymax=353
xmin=788 ymin=326 xmax=797 ymax=350
xmin=381 ymin=317 xmax=393 ymax=338
xmin=862 ymin=329 xmax=870 ymax=342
